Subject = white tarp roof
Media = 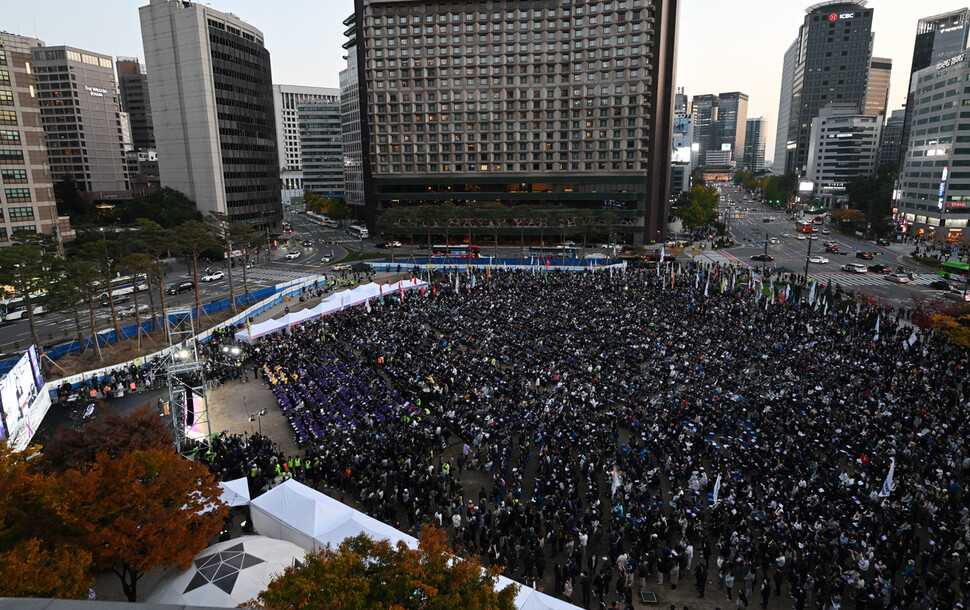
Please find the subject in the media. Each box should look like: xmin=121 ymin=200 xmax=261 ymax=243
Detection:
xmin=146 ymin=536 xmax=304 ymax=608
xmin=236 ymin=279 xmax=427 ymax=343
xmin=249 ymin=480 xmax=579 ymax=610
xmin=218 ymin=477 xmax=251 ymax=508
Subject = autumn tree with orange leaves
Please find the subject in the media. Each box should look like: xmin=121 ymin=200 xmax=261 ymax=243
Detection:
xmin=50 ymin=449 xmax=228 ymax=602
xmin=246 ymin=526 xmax=518 ymax=610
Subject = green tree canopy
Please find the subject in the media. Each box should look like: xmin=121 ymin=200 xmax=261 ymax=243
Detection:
xmin=116 ymin=187 xmax=203 ymax=228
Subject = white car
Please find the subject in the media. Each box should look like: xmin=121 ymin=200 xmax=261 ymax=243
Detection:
xmin=769 ymin=237 xmax=779 ymax=244
xmin=808 ymin=255 xmax=829 ymax=264
xmin=796 ymin=234 xmax=807 ymax=240
xmin=780 ymin=233 xmax=790 ymax=238
xmin=841 ymin=263 xmax=868 ymax=273
xmin=201 ymin=270 xmax=225 ymax=282
xmin=285 ymin=251 xmax=301 ymax=260
xmin=119 ymin=303 xmax=150 ymax=318
xmin=885 ymin=273 xmax=911 ymax=284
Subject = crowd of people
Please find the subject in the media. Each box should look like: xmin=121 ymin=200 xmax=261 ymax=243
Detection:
xmin=237 ymin=264 xmax=969 ymax=609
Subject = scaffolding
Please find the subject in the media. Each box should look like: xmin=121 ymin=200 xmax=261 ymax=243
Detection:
xmin=165 ymin=307 xmax=211 ymax=454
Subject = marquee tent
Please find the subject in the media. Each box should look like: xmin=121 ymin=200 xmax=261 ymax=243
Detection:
xmin=146 ymin=536 xmax=304 ymax=607
xmin=235 ymin=278 xmax=427 ymax=342
xmin=218 ymin=477 xmax=251 ymax=508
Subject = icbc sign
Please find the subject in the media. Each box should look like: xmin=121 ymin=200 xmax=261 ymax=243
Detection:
xmin=829 ymin=12 xmax=854 ymax=20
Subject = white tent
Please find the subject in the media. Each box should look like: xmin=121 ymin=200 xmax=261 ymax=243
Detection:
xmin=218 ymin=477 xmax=251 ymax=508
xmin=249 ymin=481 xmax=580 ymax=610
xmin=146 ymin=536 xmax=305 ymax=608
xmin=236 ymin=279 xmax=427 ymax=342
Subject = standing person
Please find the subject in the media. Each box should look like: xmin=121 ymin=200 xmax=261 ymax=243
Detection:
xmin=670 ymin=559 xmax=680 ymax=590
xmin=563 ymin=577 xmax=574 ymax=604
xmin=760 ymin=578 xmax=771 ymax=609
xmin=581 ymin=572 xmax=591 ymax=608
xmin=696 ymin=563 xmax=707 ymax=598
xmin=725 ymin=571 xmax=735 ymax=601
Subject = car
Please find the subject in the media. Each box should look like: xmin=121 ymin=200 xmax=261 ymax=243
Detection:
xmin=823 ymin=241 xmax=838 ymax=248
xmin=302 ymin=239 xmax=313 ymax=247
xmin=942 ymin=290 xmax=970 ymax=301
xmin=331 ymin=264 xmax=351 ymax=271
xmin=796 ymin=234 xmax=807 ymax=240
xmin=886 ymin=273 xmax=911 ymax=283
xmin=868 ymin=264 xmax=893 ymax=274
xmin=842 ymin=263 xmax=868 ymax=273
xmin=808 ymin=235 xmax=819 ymax=240
xmin=119 ymin=303 xmax=150 ymax=318
xmin=166 ymin=280 xmax=195 ymax=295
xmin=100 ymin=293 xmax=130 ymax=307
xmin=855 ymin=252 xmax=875 ymax=260
xmin=931 ymin=279 xmax=962 ymax=291
xmin=762 ymin=218 xmax=772 ymax=223
xmin=201 ymin=270 xmax=225 ymax=282
xmin=876 ymin=238 xmax=891 ymax=246
xmin=780 ymin=233 xmax=790 ymax=238
xmin=825 ymin=246 xmax=842 ymax=254
xmin=750 ymin=254 xmax=775 ymax=262
xmin=808 ymin=255 xmax=829 ymax=264
xmin=820 ymin=228 xmax=830 ymax=234
xmin=321 ymin=255 xmax=332 ymax=263
xmin=769 ymin=237 xmax=779 ymax=244
xmin=376 ymin=242 xmax=393 ymax=249
xmin=285 ymin=251 xmax=301 ymax=260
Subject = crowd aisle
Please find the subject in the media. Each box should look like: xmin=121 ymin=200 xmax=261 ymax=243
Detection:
xmin=218 ymin=265 xmax=969 ymax=610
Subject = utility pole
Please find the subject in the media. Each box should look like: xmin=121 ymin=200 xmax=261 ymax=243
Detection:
xmin=763 ymin=231 xmax=770 ymax=277
xmin=804 ymin=236 xmax=813 ymax=281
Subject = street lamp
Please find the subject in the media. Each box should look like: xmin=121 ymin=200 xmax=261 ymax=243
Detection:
xmin=248 ymin=407 xmax=268 ymax=436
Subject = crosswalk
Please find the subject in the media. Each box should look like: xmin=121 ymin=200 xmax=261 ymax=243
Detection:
xmin=805 ymin=271 xmax=939 ymax=289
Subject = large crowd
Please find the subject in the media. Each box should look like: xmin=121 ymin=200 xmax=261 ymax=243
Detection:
xmin=236 ymin=265 xmax=969 ymax=609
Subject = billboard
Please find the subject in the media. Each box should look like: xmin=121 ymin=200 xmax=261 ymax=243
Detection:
xmin=0 ymin=346 xmax=43 ymax=444
xmin=671 ymin=146 xmax=692 ymax=163
xmin=673 ymin=117 xmax=690 ymax=134
xmin=721 ymin=143 xmax=732 ymax=151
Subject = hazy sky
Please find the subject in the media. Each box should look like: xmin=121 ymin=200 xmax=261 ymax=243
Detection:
xmin=4 ymin=0 xmax=964 ymax=162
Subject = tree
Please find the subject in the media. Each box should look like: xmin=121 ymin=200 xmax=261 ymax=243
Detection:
xmin=45 ymin=258 xmax=92 ymax=356
xmin=229 ymin=221 xmax=259 ymax=305
xmin=0 ymin=444 xmax=93 ymax=599
xmin=247 ymin=526 xmax=517 ymax=610
xmin=51 ymin=449 xmax=227 ymax=602
xmin=134 ymin=220 xmax=177 ymax=336
xmin=377 ymin=207 xmax=405 ymax=264
xmin=930 ymin=306 xmax=970 ymax=347
xmin=120 ymin=253 xmax=153 ymax=347
xmin=40 ymin=406 xmax=172 ymax=474
xmin=79 ymin=237 xmax=123 ymax=342
xmin=116 ymin=187 xmax=203 ymax=228
xmin=206 ymin=212 xmax=238 ymax=314
xmin=177 ymin=220 xmax=218 ymax=318
xmin=0 ymin=234 xmax=59 ymax=351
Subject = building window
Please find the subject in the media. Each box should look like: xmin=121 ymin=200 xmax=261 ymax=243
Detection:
xmin=0 ymin=149 xmax=23 ymax=164
xmin=0 ymin=130 xmax=19 ymax=143
xmin=7 ymin=204 xmax=33 ymax=217
xmin=0 ymin=71 xmax=9 ymax=86
xmin=0 ymin=110 xmax=16 ymax=126
xmin=0 ymin=90 xmax=12 ymax=106
xmin=11 ymin=225 xmax=35 ymax=237
xmin=1 ymin=169 xmax=26 ymax=184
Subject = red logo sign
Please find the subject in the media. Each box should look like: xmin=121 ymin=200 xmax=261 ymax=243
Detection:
xmin=829 ymin=13 xmax=838 ymax=21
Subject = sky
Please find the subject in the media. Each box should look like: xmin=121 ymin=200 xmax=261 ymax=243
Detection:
xmin=3 ymin=0 xmax=965 ymax=163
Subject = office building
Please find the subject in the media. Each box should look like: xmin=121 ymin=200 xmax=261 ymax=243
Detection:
xmin=139 ymin=0 xmax=281 ymax=229
xmin=339 ymin=34 xmax=364 ymax=210
xmin=346 ymin=0 xmax=680 ymax=244
xmin=773 ymin=40 xmax=798 ymax=174
xmin=690 ymin=94 xmax=717 ymax=167
xmin=32 ymin=45 xmax=128 ymax=196
xmin=777 ymin=1 xmax=874 ymax=176
xmin=0 ymin=33 xmax=72 ymax=244
xmin=897 ymin=53 xmax=970 ymax=243
xmin=116 ymin=58 xmax=155 ymax=150
xmin=670 ymin=105 xmax=693 ymax=196
xmin=743 ymin=117 xmax=767 ymax=172
xmin=876 ymin=108 xmax=904 ymax=169
xmin=690 ymin=92 xmax=747 ymax=168
xmin=299 ymin=100 xmax=344 ymax=197
xmin=805 ymin=103 xmax=881 ymax=208
xmin=864 ymin=57 xmax=891 ymax=117
xmin=899 ymin=9 xmax=970 ymax=167
xmin=272 ymin=84 xmax=340 ymax=206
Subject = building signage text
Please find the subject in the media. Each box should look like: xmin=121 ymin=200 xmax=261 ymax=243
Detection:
xmin=936 ymin=54 xmax=966 ymax=71
xmin=829 ymin=12 xmax=854 ymax=21
xmin=84 ymin=85 xmax=107 ymax=98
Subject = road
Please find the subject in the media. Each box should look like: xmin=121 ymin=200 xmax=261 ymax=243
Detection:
xmin=712 ymin=185 xmax=960 ymax=308
xmin=0 ymin=215 xmax=349 ymax=356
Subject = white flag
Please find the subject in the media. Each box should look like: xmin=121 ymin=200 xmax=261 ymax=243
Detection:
xmin=908 ymin=331 xmax=918 ymax=347
xmin=875 ymin=314 xmax=881 ymax=335
xmin=365 ymin=300 xmax=371 ymax=314
xmin=879 ymin=458 xmax=895 ymax=497
xmin=611 ymin=467 xmax=622 ymax=498
xmin=712 ymin=473 xmax=722 ymax=506
xmin=808 ymin=281 xmax=816 ymax=305
xmin=704 ymin=277 xmax=709 ymax=297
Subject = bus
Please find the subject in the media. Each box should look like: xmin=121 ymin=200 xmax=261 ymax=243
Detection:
xmin=795 ymin=221 xmax=814 ymax=233
xmin=431 ymin=244 xmax=480 ymax=258
xmin=0 ymin=294 xmax=47 ymax=322
xmin=94 ymin=275 xmax=148 ymax=302
xmin=938 ymin=261 xmax=969 ymax=281
xmin=348 ymin=225 xmax=369 ymax=239
xmin=528 ymin=245 xmax=578 ymax=258
xmin=305 ymin=214 xmax=339 ymax=229
xmin=813 ymin=215 xmax=827 ymax=224
xmin=281 ymin=221 xmax=292 ymax=234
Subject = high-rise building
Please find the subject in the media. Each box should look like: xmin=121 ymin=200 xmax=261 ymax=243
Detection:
xmin=139 ymin=0 xmax=281 ymax=229
xmin=773 ymin=40 xmax=798 ymax=174
xmin=743 ymin=117 xmax=767 ymax=172
xmin=346 ymin=0 xmax=679 ymax=244
xmin=689 ymin=92 xmax=747 ymax=168
xmin=899 ymin=9 xmax=970 ymax=167
xmin=339 ymin=34 xmax=364 ymax=210
xmin=864 ymin=57 xmax=891 ymax=117
xmin=690 ymin=94 xmax=717 ymax=167
xmin=272 ymin=84 xmax=340 ymax=206
xmin=0 ymin=33 xmax=72 ymax=245
xmin=32 ymin=45 xmax=129 ymax=196
xmin=777 ymin=1 xmax=874 ymax=176
xmin=876 ymin=109 xmax=904 ymax=169
xmin=299 ymin=100 xmax=344 ymax=197
xmin=805 ymin=103 xmax=881 ymax=208
xmin=714 ymin=92 xmax=748 ymax=166
xmin=898 ymin=53 xmax=970 ymax=243
xmin=116 ymin=58 xmax=155 ymax=150
xmin=670 ymin=89 xmax=694 ymax=197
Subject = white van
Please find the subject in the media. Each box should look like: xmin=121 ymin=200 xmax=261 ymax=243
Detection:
xmin=841 ymin=263 xmax=868 ymax=273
